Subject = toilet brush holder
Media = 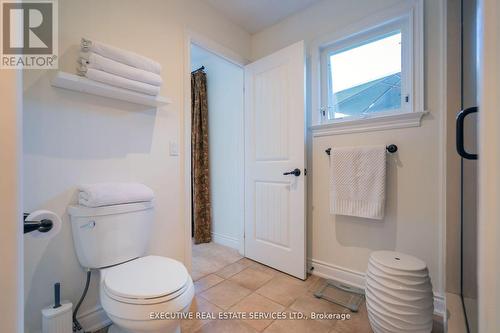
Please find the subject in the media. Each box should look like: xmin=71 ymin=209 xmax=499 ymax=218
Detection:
xmin=42 ymin=282 xmax=73 ymax=333
xmin=42 ymin=301 xmax=73 ymax=333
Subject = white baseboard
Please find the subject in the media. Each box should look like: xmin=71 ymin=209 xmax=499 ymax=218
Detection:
xmin=77 ymin=305 xmax=111 ymax=332
xmin=309 ymin=258 xmax=366 ymax=289
xmin=308 ymin=258 xmax=445 ymax=316
xmin=211 ymin=232 xmax=239 ymax=250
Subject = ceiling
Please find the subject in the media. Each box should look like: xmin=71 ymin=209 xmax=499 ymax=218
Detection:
xmin=204 ymin=0 xmax=322 ymax=34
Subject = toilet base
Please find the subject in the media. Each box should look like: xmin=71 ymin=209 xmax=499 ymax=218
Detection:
xmin=108 ymin=323 xmax=181 ymax=333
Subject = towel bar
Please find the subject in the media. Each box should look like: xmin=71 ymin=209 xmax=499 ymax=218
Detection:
xmin=325 ymin=144 xmax=398 ymax=156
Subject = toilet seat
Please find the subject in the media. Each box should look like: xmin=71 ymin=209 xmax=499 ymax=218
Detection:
xmin=102 ymin=255 xmax=190 ymax=305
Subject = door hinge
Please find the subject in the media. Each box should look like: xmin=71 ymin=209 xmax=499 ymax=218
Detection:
xmin=405 ymin=95 xmax=410 ymax=103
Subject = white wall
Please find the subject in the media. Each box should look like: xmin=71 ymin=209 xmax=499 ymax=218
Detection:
xmin=190 ymin=45 xmax=244 ymax=249
xmin=251 ymin=0 xmax=445 ymax=299
xmin=477 ymin=0 xmax=500 ymax=331
xmin=23 ymin=1 xmax=250 ymax=332
xmin=0 ymin=71 xmax=23 ymax=333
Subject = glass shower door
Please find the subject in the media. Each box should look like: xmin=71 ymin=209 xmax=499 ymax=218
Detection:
xmin=458 ymin=0 xmax=478 ymax=331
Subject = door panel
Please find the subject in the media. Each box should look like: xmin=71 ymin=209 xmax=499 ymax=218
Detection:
xmin=244 ymin=41 xmax=306 ymax=279
xmin=255 ymin=181 xmax=290 ymax=247
xmin=254 ymin=65 xmax=289 ymax=161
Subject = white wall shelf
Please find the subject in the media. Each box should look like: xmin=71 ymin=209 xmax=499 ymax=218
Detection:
xmin=51 ymin=71 xmax=171 ymax=107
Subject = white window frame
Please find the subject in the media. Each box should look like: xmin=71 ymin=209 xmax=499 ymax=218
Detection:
xmin=310 ymin=0 xmax=425 ymax=136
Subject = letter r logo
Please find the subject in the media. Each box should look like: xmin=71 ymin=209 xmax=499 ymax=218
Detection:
xmin=2 ymin=1 xmax=53 ymax=54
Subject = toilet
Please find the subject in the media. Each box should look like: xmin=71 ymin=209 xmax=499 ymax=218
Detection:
xmin=68 ymin=201 xmax=194 ymax=333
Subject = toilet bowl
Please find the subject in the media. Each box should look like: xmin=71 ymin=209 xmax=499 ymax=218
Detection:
xmin=68 ymin=201 xmax=194 ymax=333
xmin=100 ymin=256 xmax=194 ymax=333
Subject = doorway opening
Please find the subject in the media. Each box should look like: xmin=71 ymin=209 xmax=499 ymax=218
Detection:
xmin=184 ymin=35 xmax=307 ymax=282
xmin=189 ymin=42 xmax=246 ymax=281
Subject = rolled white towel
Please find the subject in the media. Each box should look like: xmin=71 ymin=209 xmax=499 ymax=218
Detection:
xmin=78 ymin=183 xmax=154 ymax=207
xmin=81 ymin=37 xmax=161 ymax=74
xmin=80 ymin=67 xmax=161 ymax=96
xmin=80 ymin=52 xmax=163 ymax=86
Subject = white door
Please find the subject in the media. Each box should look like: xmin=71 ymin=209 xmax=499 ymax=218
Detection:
xmin=244 ymin=41 xmax=306 ymax=279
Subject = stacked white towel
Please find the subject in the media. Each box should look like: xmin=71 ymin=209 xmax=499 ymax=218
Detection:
xmin=329 ymin=146 xmax=386 ymax=220
xmin=81 ymin=68 xmax=161 ymax=96
xmin=78 ymin=38 xmax=162 ymax=95
xmin=78 ymin=183 xmax=154 ymax=207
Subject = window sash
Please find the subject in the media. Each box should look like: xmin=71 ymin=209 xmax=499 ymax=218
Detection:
xmin=319 ymin=17 xmax=412 ymax=123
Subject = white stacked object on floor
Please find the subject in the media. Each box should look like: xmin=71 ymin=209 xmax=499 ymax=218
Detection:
xmin=365 ymin=251 xmax=433 ymax=333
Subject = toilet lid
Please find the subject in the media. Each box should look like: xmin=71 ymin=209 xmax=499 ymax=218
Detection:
xmin=370 ymin=251 xmax=427 ymax=272
xmin=104 ymin=256 xmax=189 ymax=300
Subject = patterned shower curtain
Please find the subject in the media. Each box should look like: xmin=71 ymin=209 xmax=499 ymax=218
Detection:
xmin=191 ymin=71 xmax=212 ymax=244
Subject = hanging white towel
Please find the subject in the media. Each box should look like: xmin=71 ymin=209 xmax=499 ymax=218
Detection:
xmin=79 ymin=67 xmax=161 ymax=96
xmin=80 ymin=52 xmax=163 ymax=86
xmin=81 ymin=38 xmax=161 ymax=74
xmin=78 ymin=183 xmax=154 ymax=207
xmin=329 ymin=146 xmax=386 ymax=220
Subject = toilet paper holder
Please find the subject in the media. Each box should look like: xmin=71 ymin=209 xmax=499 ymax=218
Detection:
xmin=24 ymin=213 xmax=53 ymax=234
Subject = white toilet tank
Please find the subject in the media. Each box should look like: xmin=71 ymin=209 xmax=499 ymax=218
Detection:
xmin=68 ymin=201 xmax=154 ymax=269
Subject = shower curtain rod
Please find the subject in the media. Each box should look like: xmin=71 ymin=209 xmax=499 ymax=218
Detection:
xmin=191 ymin=66 xmax=205 ymax=74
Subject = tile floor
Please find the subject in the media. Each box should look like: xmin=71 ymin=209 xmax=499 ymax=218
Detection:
xmin=191 ymin=241 xmax=243 ymax=281
xmin=94 ymin=243 xmax=445 ymax=333
xmin=188 ymin=256 xmax=444 ymax=333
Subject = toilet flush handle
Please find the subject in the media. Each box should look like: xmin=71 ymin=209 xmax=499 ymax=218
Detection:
xmin=80 ymin=221 xmax=96 ymax=229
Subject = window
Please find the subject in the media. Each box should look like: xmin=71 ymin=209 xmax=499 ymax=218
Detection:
xmin=311 ymin=0 xmax=424 ymax=134
xmin=326 ymin=31 xmax=403 ymax=120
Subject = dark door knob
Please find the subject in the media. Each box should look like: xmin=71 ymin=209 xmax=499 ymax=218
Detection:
xmin=283 ymin=168 xmax=301 ymax=177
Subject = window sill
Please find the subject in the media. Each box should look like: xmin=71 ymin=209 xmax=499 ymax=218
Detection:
xmin=310 ymin=111 xmax=428 ymax=137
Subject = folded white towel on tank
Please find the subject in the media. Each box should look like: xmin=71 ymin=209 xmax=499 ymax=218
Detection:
xmin=81 ymin=38 xmax=161 ymax=74
xmin=80 ymin=52 xmax=163 ymax=86
xmin=79 ymin=67 xmax=161 ymax=95
xmin=329 ymin=146 xmax=386 ymax=220
xmin=78 ymin=183 xmax=154 ymax=207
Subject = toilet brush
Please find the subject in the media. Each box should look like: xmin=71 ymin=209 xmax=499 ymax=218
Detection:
xmin=42 ymin=283 xmax=73 ymax=333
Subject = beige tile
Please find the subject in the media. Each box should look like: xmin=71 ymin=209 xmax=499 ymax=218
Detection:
xmin=303 ymin=273 xmax=320 ymax=286
xmin=264 ymin=317 xmax=331 ymax=333
xmin=256 ymin=275 xmax=313 ymax=307
xmin=249 ymin=261 xmax=286 ymax=277
xmin=332 ymin=302 xmax=372 ymax=333
xmin=230 ymin=293 xmax=285 ymax=331
xmin=181 ymin=296 xmax=222 ymax=333
xmin=192 ymin=242 xmax=243 ymax=280
xmin=193 ymin=319 xmax=258 ymax=333
xmin=250 ymin=262 xmax=320 ymax=284
xmin=200 ymin=280 xmax=252 ymax=309
xmin=194 ymin=274 xmax=224 ymax=294
xmin=290 ymin=293 xmax=348 ymax=328
xmin=230 ymin=267 xmax=274 ymax=290
xmin=238 ymin=258 xmax=258 ymax=267
xmin=308 ymin=276 xmax=325 ymax=290
xmin=215 ymin=261 xmax=248 ymax=279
